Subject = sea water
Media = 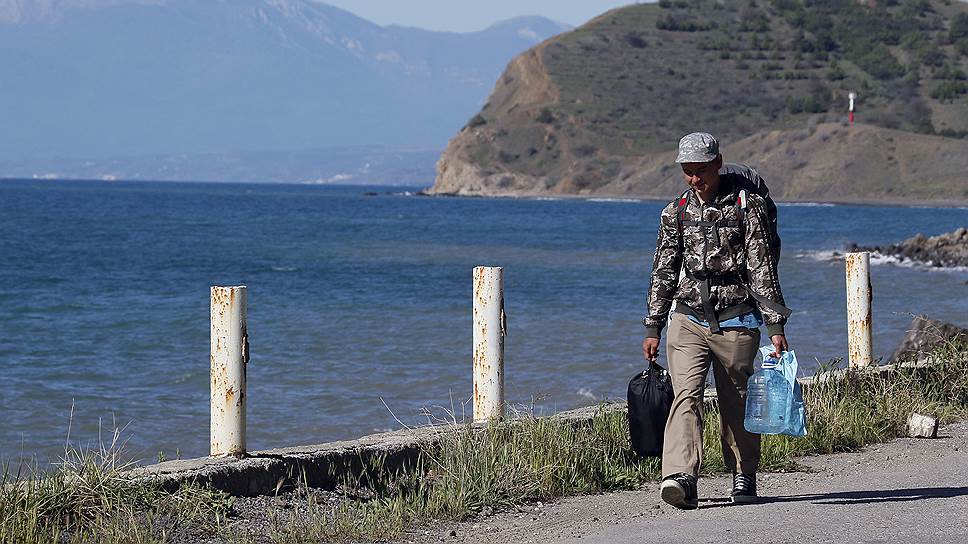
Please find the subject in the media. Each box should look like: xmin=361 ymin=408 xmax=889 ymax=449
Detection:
xmin=0 ymin=179 xmax=965 ymax=463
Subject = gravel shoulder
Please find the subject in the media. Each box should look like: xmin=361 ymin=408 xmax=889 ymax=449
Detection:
xmin=406 ymin=421 xmax=968 ymax=544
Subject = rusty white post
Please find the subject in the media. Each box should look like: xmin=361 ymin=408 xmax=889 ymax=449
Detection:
xmin=845 ymin=252 xmax=873 ymax=368
xmin=210 ymin=285 xmax=248 ymax=456
xmin=473 ymin=266 xmax=505 ymax=422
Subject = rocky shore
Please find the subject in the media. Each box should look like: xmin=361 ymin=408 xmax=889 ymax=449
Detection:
xmin=847 ymin=227 xmax=968 ymax=268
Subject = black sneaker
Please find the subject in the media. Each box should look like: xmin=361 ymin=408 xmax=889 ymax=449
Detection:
xmin=660 ymin=473 xmax=698 ymax=510
xmin=731 ymin=472 xmax=757 ymax=504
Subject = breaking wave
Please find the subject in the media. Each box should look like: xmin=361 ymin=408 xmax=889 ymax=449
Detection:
xmin=777 ymin=202 xmax=837 ymax=207
xmin=587 ymin=197 xmax=642 ymax=203
xmin=576 ymin=387 xmax=597 ymax=400
xmin=795 ymin=250 xmax=968 ymax=273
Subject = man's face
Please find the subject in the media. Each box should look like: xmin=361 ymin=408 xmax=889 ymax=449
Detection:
xmin=681 ymin=156 xmax=722 ymax=194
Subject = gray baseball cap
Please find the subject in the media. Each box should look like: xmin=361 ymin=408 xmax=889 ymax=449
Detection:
xmin=675 ymin=132 xmax=720 ymax=163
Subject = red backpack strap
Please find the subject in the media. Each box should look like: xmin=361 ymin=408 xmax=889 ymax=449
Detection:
xmin=676 ymin=190 xmax=690 ymax=224
xmin=675 ymin=190 xmax=689 ymax=252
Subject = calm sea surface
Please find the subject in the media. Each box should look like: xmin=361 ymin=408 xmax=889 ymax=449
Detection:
xmin=1 ymin=179 xmax=966 ymax=464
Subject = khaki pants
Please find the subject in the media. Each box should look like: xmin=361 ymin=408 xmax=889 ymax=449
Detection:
xmin=662 ymin=313 xmax=761 ymax=478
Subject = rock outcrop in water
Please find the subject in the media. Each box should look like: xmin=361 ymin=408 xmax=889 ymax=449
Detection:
xmin=847 ymin=228 xmax=968 ymax=268
xmin=890 ymin=316 xmax=968 ymax=364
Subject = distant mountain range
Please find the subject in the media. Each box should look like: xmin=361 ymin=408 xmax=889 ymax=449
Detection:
xmin=430 ymin=0 xmax=968 ymax=204
xmin=0 ymin=0 xmax=569 ymax=182
xmin=0 ymin=145 xmax=442 ymax=184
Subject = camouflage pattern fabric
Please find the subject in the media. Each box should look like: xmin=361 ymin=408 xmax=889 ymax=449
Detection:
xmin=644 ymin=178 xmax=787 ymax=338
xmin=675 ymin=132 xmax=720 ymax=163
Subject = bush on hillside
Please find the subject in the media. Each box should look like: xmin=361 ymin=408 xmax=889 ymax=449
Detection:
xmin=698 ymin=36 xmax=732 ymax=51
xmin=786 ymin=96 xmax=823 ymax=114
xmin=952 ymin=13 xmax=968 ymax=42
xmin=770 ymin=0 xmax=800 ymax=12
xmin=868 ymin=86 xmax=935 ymax=133
xmin=827 ymin=62 xmax=846 ymax=81
xmin=498 ymin=150 xmax=520 ymax=163
xmin=802 ymin=11 xmax=836 ymax=36
xmin=938 ymin=128 xmax=968 ymax=138
xmin=656 ymin=14 xmax=713 ymax=32
xmin=934 ymin=64 xmax=967 ymax=81
xmin=786 ymin=81 xmax=833 ymax=114
xmin=796 ymin=0 xmax=925 ymax=45
xmin=849 ymin=43 xmax=906 ymax=80
xmin=915 ymin=42 xmax=948 ymax=67
xmin=901 ymin=0 xmax=934 ymax=18
xmin=749 ymin=34 xmax=783 ymax=52
xmin=793 ymin=30 xmax=829 ymax=54
xmin=466 ymin=114 xmax=487 ymax=129
xmin=900 ymin=31 xmax=947 ymax=66
xmin=929 ymin=80 xmax=968 ymax=101
xmin=739 ymin=9 xmax=770 ymax=33
xmin=901 ymin=29 xmax=931 ymax=50
xmin=955 ymin=37 xmax=968 ymax=57
xmin=534 ymin=108 xmax=555 ymax=124
xmin=904 ymin=66 xmax=921 ymax=85
xmin=573 ymin=144 xmax=598 ymax=158
xmin=624 ymin=32 xmax=648 ymax=49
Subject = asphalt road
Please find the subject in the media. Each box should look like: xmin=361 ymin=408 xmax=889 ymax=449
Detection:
xmin=412 ymin=421 xmax=968 ymax=544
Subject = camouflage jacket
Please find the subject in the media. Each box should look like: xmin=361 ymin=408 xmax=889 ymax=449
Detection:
xmin=643 ymin=178 xmax=787 ymax=338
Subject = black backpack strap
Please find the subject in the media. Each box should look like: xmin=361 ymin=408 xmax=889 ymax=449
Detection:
xmin=743 ymin=285 xmax=793 ymax=319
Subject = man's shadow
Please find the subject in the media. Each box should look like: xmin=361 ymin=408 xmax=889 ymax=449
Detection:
xmin=699 ymin=486 xmax=968 ymax=508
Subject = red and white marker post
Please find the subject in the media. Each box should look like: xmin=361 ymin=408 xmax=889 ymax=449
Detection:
xmin=848 ymin=91 xmax=857 ymax=126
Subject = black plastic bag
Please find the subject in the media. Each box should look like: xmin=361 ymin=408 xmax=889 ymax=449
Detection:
xmin=627 ymin=361 xmax=674 ymax=457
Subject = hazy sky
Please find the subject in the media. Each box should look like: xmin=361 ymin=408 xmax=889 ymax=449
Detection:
xmin=321 ymin=1 xmax=642 ymax=32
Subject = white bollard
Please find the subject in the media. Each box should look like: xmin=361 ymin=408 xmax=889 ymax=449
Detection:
xmin=845 ymin=252 xmax=873 ymax=368
xmin=473 ymin=266 xmax=505 ymax=422
xmin=210 ymin=285 xmax=248 ymax=456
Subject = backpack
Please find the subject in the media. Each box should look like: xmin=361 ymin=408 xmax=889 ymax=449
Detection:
xmin=675 ymin=163 xmax=781 ymax=266
xmin=627 ymin=360 xmax=674 ymax=457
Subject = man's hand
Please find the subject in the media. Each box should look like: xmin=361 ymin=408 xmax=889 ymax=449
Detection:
xmin=770 ymin=334 xmax=789 ymax=357
xmin=643 ymin=337 xmax=660 ymax=362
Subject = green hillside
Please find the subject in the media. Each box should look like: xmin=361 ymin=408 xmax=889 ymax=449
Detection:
xmin=430 ymin=0 xmax=968 ymax=202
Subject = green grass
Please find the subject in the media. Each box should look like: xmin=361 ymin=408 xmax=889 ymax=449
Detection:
xmin=274 ymin=339 xmax=968 ymax=542
xmin=0 ymin=429 xmax=234 ymax=543
xmin=3 ymin=339 xmax=966 ymax=543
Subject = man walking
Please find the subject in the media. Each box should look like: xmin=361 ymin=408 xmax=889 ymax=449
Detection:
xmin=642 ymin=132 xmax=791 ymax=509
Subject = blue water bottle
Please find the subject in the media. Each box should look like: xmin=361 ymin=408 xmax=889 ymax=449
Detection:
xmin=744 ymin=356 xmax=790 ymax=434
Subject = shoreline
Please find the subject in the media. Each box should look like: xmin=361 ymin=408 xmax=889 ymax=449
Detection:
xmin=5 ymin=177 xmax=966 ymax=208
xmin=418 ymin=188 xmax=968 ymax=209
